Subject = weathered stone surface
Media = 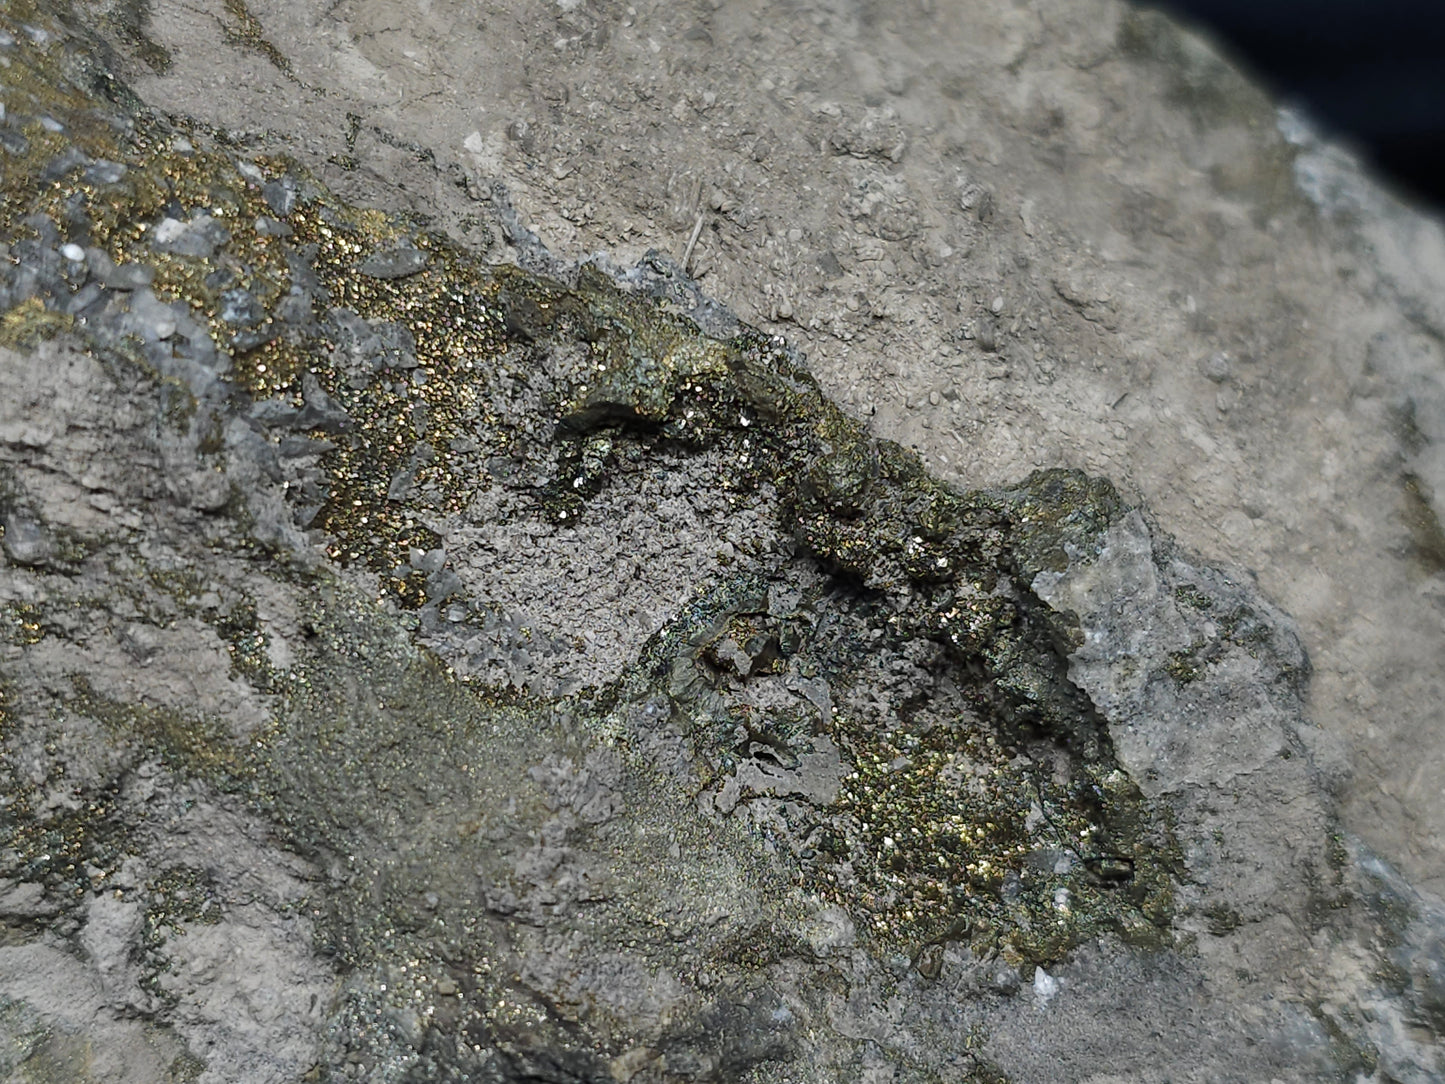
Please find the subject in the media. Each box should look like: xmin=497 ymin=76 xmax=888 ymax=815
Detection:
xmin=0 ymin=3 xmax=1441 ymax=1083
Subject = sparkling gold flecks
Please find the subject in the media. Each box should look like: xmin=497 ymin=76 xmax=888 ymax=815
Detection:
xmin=282 ymin=204 xmax=510 ymax=597
xmin=0 ymin=68 xmax=301 ymax=391
xmin=0 ymin=296 xmax=73 ymax=348
xmin=1 ymin=601 xmax=46 ymax=646
xmin=819 ymin=715 xmax=1092 ymax=951
xmin=91 ymin=146 xmax=298 ymax=376
xmin=0 ymin=788 xmax=127 ymax=906
xmin=0 ymin=3 xmax=303 ymax=380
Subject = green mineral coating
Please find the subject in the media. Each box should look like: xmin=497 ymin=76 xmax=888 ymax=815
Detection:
xmin=1000 ymin=470 xmax=1126 ymax=577
xmin=101 ymin=0 xmax=173 ymax=75
xmin=1166 ymin=593 xmax=1277 ymax=681
xmin=0 ymin=298 xmax=74 ymax=350
xmin=212 ymin=597 xmax=285 ymax=692
xmin=138 ymin=866 xmax=225 ymax=1008
xmin=1402 ymin=475 xmax=1445 ymax=573
xmin=66 ymin=678 xmax=256 ymax=788
xmin=1174 ymin=583 xmax=1215 ymax=611
xmin=0 ymin=1 xmax=1185 ymax=1039
xmin=217 ymin=0 xmax=296 ymax=78
xmin=1165 ymin=642 xmax=1209 ymax=684
xmin=0 ymin=776 xmax=129 ymax=914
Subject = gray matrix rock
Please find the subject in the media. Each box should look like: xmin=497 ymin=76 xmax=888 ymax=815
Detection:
xmin=0 ymin=3 xmax=1442 ymax=1083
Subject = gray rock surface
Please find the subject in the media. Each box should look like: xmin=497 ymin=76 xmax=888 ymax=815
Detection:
xmin=0 ymin=2 xmax=1442 ymax=1082
xmin=86 ymin=0 xmax=1445 ymax=899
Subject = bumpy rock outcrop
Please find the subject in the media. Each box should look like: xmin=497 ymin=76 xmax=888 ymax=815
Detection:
xmin=0 ymin=5 xmax=1441 ymax=1082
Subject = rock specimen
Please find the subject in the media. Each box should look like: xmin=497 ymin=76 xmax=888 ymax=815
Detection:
xmin=0 ymin=4 xmax=1441 ymax=1082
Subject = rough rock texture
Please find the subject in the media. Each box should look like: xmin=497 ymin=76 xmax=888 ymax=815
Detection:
xmin=1 ymin=2 xmax=1443 ymax=1083
xmin=69 ymin=0 xmax=1445 ymax=900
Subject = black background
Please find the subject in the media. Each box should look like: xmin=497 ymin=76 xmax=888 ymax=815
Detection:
xmin=1151 ymin=0 xmax=1445 ymax=212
